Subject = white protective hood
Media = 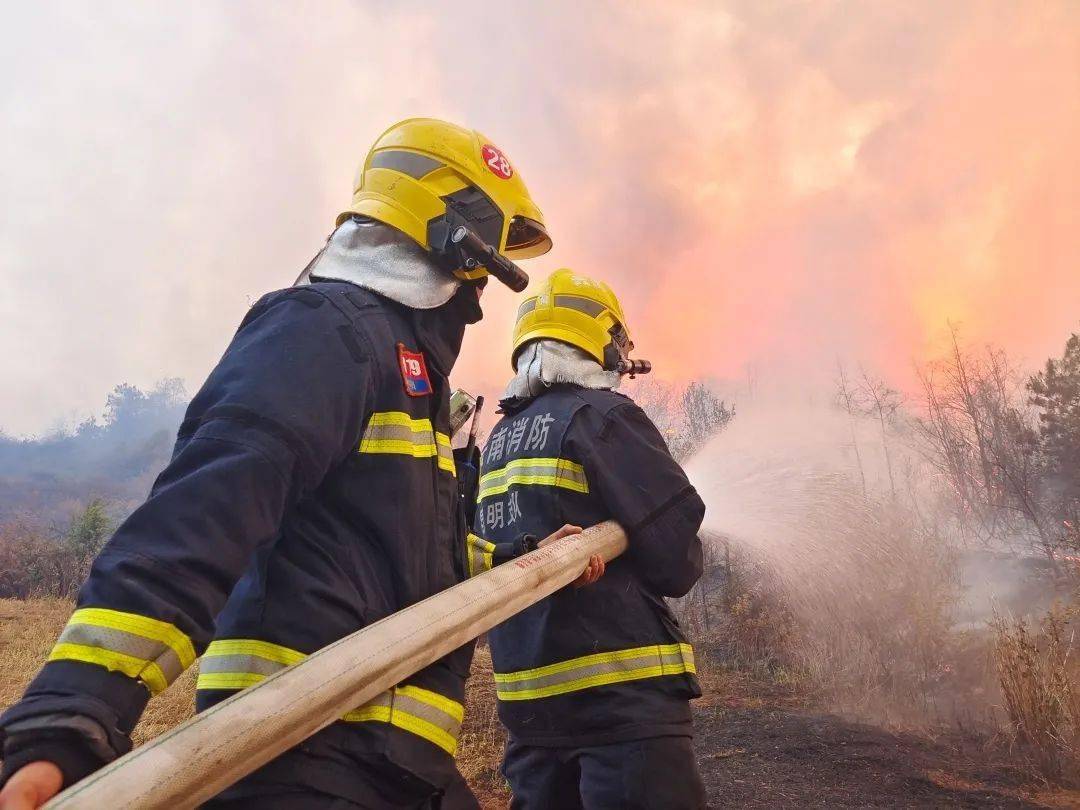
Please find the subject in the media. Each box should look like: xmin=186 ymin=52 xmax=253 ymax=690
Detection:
xmin=503 ymin=339 xmax=621 ymax=401
xmin=299 ymin=217 xmax=459 ymax=309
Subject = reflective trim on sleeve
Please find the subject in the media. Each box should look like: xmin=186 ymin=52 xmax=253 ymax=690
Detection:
xmin=343 ymin=684 xmax=464 ymax=755
xmin=196 ymin=639 xmax=463 ymax=754
xmin=466 ymin=533 xmax=496 ymax=578
xmin=48 ymin=608 xmax=197 ymax=696
xmin=478 ymin=457 xmax=588 ymax=500
xmin=494 ymin=643 xmax=696 ymax=701
xmin=196 ymin=638 xmax=305 ymax=691
xmin=358 ymin=411 xmax=455 ymax=475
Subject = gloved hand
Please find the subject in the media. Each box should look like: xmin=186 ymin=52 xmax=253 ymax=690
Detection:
xmin=0 ymin=711 xmax=123 ymax=809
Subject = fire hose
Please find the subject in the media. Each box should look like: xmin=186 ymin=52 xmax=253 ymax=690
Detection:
xmin=43 ymin=521 xmax=628 ymax=809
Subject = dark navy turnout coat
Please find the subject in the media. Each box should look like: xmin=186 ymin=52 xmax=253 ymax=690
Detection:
xmin=1 ymin=281 xmax=476 ymax=805
xmin=469 ymin=385 xmax=705 ymax=747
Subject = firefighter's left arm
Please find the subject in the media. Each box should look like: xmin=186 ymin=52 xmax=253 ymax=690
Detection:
xmin=570 ymin=401 xmax=705 ymax=597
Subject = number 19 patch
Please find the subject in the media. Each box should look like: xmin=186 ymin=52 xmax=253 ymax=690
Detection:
xmin=397 ymin=343 xmax=432 ymax=397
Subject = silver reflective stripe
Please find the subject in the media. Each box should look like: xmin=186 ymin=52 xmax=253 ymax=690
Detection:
xmin=364 ymin=423 xmax=435 ymax=443
xmin=370 ymin=150 xmax=443 ymax=179
xmin=196 ymin=639 xmax=308 ymax=691
xmin=196 ymin=639 xmax=463 ymax=753
xmin=478 ymin=457 xmax=589 ymax=500
xmin=359 ymin=412 xmax=455 ymax=475
xmin=343 ymin=685 xmax=464 ymax=754
xmin=516 ymin=297 xmax=539 ymax=319
xmin=494 ymin=643 xmax=696 ymax=701
xmin=436 ymin=437 xmax=454 ymax=473
xmin=392 ymin=692 xmax=462 ymax=739
xmin=553 ymin=294 xmax=606 ymax=317
xmin=198 ymin=654 xmax=288 ymax=677
xmin=57 ymin=623 xmax=186 ymax=686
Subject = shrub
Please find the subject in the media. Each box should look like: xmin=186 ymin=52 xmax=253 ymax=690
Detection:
xmin=0 ymin=500 xmax=115 ymax=598
xmin=993 ymin=606 xmax=1080 ymax=783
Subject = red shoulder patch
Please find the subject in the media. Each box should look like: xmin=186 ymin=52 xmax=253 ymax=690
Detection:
xmin=397 ymin=343 xmax=432 ymax=397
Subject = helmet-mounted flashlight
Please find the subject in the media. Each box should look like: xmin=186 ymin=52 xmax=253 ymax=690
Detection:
xmin=616 ymin=359 xmax=652 ymax=378
xmin=608 ymin=324 xmax=651 ymax=378
xmin=450 ymin=226 xmax=530 ymax=292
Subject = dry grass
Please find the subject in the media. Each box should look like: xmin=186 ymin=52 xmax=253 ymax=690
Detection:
xmin=0 ymin=598 xmax=196 ymax=745
xmin=0 ymin=600 xmax=509 ymax=805
xmin=458 ymin=642 xmax=511 ymax=808
xmin=993 ymin=606 xmax=1080 ymax=783
xmin=0 ymin=598 xmax=71 ymax=709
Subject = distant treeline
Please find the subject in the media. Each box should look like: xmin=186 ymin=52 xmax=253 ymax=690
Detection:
xmin=0 ymin=379 xmax=187 ymax=524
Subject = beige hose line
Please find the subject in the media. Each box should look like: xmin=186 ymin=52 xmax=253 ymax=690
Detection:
xmin=44 ymin=521 xmax=627 ymax=809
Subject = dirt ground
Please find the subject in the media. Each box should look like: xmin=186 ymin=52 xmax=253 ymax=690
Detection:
xmin=692 ymin=673 xmax=1080 ymax=810
xmin=5 ymin=601 xmax=1080 ymax=808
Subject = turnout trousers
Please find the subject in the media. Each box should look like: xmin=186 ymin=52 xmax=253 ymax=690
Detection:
xmin=502 ymin=735 xmax=706 ymax=810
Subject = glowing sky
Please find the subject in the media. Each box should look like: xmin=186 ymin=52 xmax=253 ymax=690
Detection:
xmin=1 ymin=2 xmax=1078 ymax=435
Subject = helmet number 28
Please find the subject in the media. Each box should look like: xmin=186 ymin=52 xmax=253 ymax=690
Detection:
xmin=481 ymin=144 xmax=513 ymax=179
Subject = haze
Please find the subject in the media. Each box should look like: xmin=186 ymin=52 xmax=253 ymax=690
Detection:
xmin=2 ymin=2 xmax=1077 ymax=436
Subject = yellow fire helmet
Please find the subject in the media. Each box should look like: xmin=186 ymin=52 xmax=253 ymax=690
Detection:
xmin=338 ymin=118 xmax=552 ymax=291
xmin=511 ymin=269 xmax=652 ymax=377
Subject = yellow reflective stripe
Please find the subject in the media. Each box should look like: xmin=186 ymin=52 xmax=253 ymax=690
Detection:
xmin=49 ymin=643 xmax=170 ymax=695
xmin=203 ymin=638 xmax=306 ymax=666
xmin=478 ymin=457 xmax=588 ymax=499
xmin=367 ymin=411 xmax=435 ymax=430
xmin=342 ymin=685 xmax=463 ymax=755
xmin=49 ymin=608 xmax=196 ymax=694
xmin=341 ymin=704 xmax=458 ymax=755
xmin=496 ymin=663 xmax=689 ymax=701
xmin=196 ymin=672 xmax=266 ymax=690
xmin=397 ymin=684 xmax=465 ymax=722
xmin=196 ymin=639 xmax=306 ymax=690
xmin=194 ymin=638 xmax=463 ymax=753
xmin=67 ymin=608 xmax=196 ymax=669
xmin=494 ymin=643 xmax=696 ymax=701
xmin=342 ymin=704 xmax=392 ymax=723
xmin=466 ymin=533 xmax=495 ymax=577
xmin=359 ymin=411 xmax=455 ymax=475
xmin=495 ymin=643 xmax=693 ymax=682
xmin=387 ymin=709 xmax=458 ymax=755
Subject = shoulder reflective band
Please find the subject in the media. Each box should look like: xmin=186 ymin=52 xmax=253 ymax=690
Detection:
xmin=48 ymin=608 xmax=197 ymax=696
xmin=358 ymin=411 xmax=455 ymax=475
xmin=478 ymin=457 xmax=588 ymax=500
xmin=494 ymin=642 xmax=695 ymax=701
xmin=198 ymin=639 xmax=463 ymax=754
xmin=466 ymin=533 xmax=496 ymax=577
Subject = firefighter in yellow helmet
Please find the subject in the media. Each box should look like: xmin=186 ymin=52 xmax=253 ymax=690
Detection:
xmin=0 ymin=119 xmax=561 ymax=810
xmin=469 ymin=270 xmax=708 ymax=809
